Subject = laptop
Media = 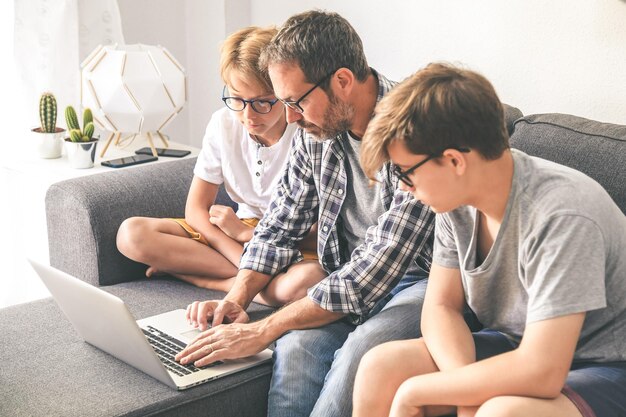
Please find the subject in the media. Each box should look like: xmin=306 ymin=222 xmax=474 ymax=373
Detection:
xmin=28 ymin=259 xmax=272 ymax=390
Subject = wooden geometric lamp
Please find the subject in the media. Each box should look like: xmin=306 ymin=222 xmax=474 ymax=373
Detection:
xmin=80 ymin=44 xmax=187 ymax=157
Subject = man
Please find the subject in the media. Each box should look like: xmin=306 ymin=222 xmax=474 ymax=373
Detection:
xmin=353 ymin=63 xmax=626 ymax=417
xmin=176 ymin=11 xmax=435 ymax=416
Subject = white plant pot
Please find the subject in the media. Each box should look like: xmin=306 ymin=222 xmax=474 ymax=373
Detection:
xmin=65 ymin=138 xmax=99 ymax=169
xmin=31 ymin=127 xmax=65 ymax=159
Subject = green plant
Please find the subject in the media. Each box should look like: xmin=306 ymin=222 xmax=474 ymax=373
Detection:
xmin=39 ymin=92 xmax=58 ymax=133
xmin=65 ymin=106 xmax=96 ymax=142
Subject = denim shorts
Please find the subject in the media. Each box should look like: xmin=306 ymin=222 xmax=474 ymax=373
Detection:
xmin=473 ymin=330 xmax=626 ymax=417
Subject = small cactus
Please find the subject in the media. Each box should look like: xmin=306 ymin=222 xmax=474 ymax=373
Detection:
xmin=39 ymin=92 xmax=57 ymax=133
xmin=69 ymin=129 xmax=83 ymax=142
xmin=65 ymin=106 xmax=96 ymax=142
xmin=65 ymin=106 xmax=80 ymax=132
xmin=84 ymin=122 xmax=95 ymax=140
xmin=83 ymin=108 xmax=93 ymax=130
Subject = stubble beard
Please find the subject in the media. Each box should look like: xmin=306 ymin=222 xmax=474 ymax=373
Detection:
xmin=298 ymin=92 xmax=354 ymax=140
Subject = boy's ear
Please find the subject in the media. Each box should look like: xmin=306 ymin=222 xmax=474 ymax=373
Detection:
xmin=443 ymin=148 xmax=468 ymax=175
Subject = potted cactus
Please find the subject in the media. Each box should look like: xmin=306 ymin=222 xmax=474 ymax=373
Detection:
xmin=64 ymin=105 xmax=99 ymax=169
xmin=30 ymin=92 xmax=65 ymax=158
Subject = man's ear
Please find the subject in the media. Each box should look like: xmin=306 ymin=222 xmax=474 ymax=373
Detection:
xmin=333 ymin=68 xmax=355 ymax=97
xmin=443 ymin=148 xmax=468 ymax=175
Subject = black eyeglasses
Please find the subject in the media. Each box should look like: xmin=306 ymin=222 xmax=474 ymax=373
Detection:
xmin=393 ymin=147 xmax=471 ymax=187
xmin=278 ymin=69 xmax=338 ymax=114
xmin=221 ymin=86 xmax=279 ymax=114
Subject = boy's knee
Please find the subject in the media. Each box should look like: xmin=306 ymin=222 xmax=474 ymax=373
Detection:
xmin=356 ymin=343 xmax=395 ymax=380
xmin=269 ymin=285 xmax=309 ymax=306
xmin=116 ymin=217 xmax=149 ymax=259
xmin=263 ymin=262 xmax=326 ymax=306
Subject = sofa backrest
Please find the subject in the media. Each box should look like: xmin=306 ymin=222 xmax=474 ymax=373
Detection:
xmin=503 ymin=104 xmax=523 ymax=136
xmin=510 ymin=113 xmax=626 ymax=215
xmin=215 ymin=182 xmax=238 ymax=211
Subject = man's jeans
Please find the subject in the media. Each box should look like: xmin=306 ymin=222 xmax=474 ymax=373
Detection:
xmin=267 ymin=274 xmax=427 ymax=417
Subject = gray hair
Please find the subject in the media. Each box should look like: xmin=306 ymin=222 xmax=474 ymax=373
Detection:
xmin=259 ymin=9 xmax=369 ymax=87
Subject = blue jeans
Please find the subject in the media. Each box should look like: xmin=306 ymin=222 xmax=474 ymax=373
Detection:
xmin=267 ymin=274 xmax=427 ymax=417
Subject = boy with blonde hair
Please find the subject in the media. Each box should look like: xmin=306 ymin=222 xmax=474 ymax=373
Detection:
xmin=117 ymin=26 xmax=322 ymax=306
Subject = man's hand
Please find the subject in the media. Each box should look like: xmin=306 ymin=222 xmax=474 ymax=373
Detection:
xmin=175 ymin=321 xmax=270 ymax=367
xmin=208 ymin=205 xmax=252 ymax=243
xmin=178 ymin=297 xmax=345 ymax=368
xmin=186 ymin=299 xmax=250 ymax=330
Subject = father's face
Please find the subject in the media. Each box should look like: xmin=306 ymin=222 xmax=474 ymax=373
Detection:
xmin=269 ymin=63 xmax=353 ymax=140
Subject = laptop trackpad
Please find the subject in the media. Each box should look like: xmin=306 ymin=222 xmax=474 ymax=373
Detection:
xmin=180 ymin=328 xmax=203 ymax=341
xmin=137 ymin=309 xmax=206 ymax=344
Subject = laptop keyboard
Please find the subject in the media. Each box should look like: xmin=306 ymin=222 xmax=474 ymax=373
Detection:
xmin=142 ymin=326 xmax=219 ymax=377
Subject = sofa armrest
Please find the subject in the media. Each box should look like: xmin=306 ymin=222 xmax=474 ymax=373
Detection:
xmin=46 ymin=158 xmax=196 ymax=286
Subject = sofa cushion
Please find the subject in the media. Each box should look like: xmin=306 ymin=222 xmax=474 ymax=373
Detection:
xmin=510 ymin=113 xmax=626 ymax=214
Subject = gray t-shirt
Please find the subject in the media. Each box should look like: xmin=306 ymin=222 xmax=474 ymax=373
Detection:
xmin=338 ymin=133 xmax=385 ymax=259
xmin=433 ymin=149 xmax=626 ymax=363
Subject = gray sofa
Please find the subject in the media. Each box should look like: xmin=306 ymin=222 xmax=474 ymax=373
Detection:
xmin=2 ymin=105 xmax=625 ymax=417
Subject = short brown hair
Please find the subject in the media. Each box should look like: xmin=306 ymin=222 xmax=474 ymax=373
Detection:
xmin=220 ymin=26 xmax=278 ymax=93
xmin=361 ymin=63 xmax=509 ymax=179
xmin=259 ymin=10 xmax=369 ymax=89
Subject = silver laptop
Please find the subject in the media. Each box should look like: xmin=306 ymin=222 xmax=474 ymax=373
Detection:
xmin=28 ymin=259 xmax=272 ymax=390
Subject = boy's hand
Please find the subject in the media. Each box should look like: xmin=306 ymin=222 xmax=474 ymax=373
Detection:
xmin=208 ymin=205 xmax=252 ymax=242
xmin=185 ymin=299 xmax=249 ymax=330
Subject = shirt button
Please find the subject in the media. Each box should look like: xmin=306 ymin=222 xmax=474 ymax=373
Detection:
xmin=256 ymin=172 xmax=261 ymax=177
xmin=337 ymin=189 xmax=343 ymax=194
xmin=257 ymin=160 xmax=262 ymax=165
xmin=322 ymin=226 xmax=329 ymax=232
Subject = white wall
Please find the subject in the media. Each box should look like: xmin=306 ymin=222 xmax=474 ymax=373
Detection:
xmin=118 ymin=0 xmax=221 ymax=146
xmin=250 ymin=0 xmax=626 ymax=124
xmin=118 ymin=0 xmax=626 ymax=147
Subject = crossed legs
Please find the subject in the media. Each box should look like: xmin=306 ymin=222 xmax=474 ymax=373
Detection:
xmin=116 ymin=217 xmax=326 ymax=306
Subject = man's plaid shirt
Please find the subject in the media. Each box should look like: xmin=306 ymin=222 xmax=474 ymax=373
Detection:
xmin=240 ymin=70 xmax=435 ymax=323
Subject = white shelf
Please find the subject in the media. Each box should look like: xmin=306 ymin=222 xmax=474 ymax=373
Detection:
xmin=0 ymin=138 xmax=199 ymax=309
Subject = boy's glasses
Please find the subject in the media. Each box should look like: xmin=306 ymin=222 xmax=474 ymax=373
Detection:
xmin=393 ymin=147 xmax=470 ymax=187
xmin=278 ymin=69 xmax=338 ymax=114
xmin=221 ymin=86 xmax=279 ymax=114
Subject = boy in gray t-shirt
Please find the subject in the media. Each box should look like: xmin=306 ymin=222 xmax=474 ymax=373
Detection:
xmin=352 ymin=63 xmax=626 ymax=417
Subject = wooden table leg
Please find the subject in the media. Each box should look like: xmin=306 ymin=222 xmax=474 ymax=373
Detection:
xmin=146 ymin=132 xmax=158 ymax=157
xmin=156 ymin=131 xmax=170 ymax=148
xmin=99 ymin=131 xmax=117 ymax=158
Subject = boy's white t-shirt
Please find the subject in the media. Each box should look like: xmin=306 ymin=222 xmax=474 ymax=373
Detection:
xmin=194 ymin=107 xmax=297 ymax=219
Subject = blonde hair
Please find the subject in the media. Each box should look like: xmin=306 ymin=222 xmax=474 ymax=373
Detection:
xmin=361 ymin=62 xmax=508 ymax=179
xmin=220 ymin=26 xmax=278 ymax=93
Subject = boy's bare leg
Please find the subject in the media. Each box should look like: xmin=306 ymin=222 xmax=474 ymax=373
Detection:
xmin=474 ymin=395 xmax=582 ymax=417
xmin=353 ymin=338 xmax=583 ymax=417
xmin=117 ymin=217 xmax=239 ymax=281
xmin=353 ymin=338 xmax=455 ymax=417
xmin=255 ymin=260 xmax=327 ymax=307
